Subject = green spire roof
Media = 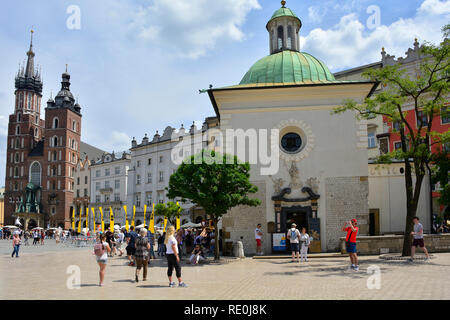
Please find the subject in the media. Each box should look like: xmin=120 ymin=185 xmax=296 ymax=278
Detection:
xmin=269 ymin=7 xmax=299 ymax=22
xmin=239 ymin=51 xmax=337 ymax=86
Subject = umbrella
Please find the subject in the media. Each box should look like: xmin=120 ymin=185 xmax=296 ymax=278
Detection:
xmin=135 ymin=224 xmax=145 ymax=229
xmin=32 ymin=227 xmax=43 ymax=230
xmin=3 ymin=225 xmax=19 ymax=229
xmin=114 ymin=225 xmax=121 ymax=230
xmin=181 ymin=222 xmax=202 ymax=228
xmin=47 ymin=228 xmax=58 ymax=231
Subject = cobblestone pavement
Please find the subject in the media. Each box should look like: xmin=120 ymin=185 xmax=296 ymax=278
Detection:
xmin=1 ymin=240 xmax=449 ymax=300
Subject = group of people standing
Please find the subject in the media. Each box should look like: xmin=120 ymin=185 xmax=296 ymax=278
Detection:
xmin=93 ymin=225 xmax=188 ymax=288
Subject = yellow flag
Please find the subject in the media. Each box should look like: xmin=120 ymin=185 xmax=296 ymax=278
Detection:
xmin=131 ymin=206 xmax=136 ymax=227
xmin=176 ymin=202 xmax=181 ymax=230
xmin=144 ymin=204 xmax=147 ymax=228
xmin=149 ymin=203 xmax=155 ymax=233
xmin=91 ymin=207 xmax=96 ymax=232
xmin=77 ymin=207 xmax=82 ymax=233
xmin=99 ymin=207 xmax=104 ymax=233
xmin=110 ymin=207 xmax=114 ymax=231
xmin=71 ymin=207 xmax=75 ymax=230
xmin=164 ymin=216 xmax=168 ymax=232
xmin=86 ymin=207 xmax=89 ymax=231
xmin=124 ymin=205 xmax=129 ymax=231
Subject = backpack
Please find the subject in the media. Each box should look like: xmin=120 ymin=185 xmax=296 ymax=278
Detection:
xmin=290 ymin=229 xmax=298 ymax=241
xmin=94 ymin=243 xmax=105 ymax=257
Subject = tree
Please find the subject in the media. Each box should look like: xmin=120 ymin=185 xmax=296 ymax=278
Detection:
xmin=166 ymin=150 xmax=261 ymax=260
xmin=154 ymin=201 xmax=182 ymax=226
xmin=334 ymin=25 xmax=450 ymax=256
xmin=431 ymin=151 xmax=450 ymax=210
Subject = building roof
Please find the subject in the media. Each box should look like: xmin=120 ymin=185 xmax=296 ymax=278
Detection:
xmin=80 ymin=142 xmax=105 ymax=162
xmin=28 ymin=140 xmax=44 ymax=157
xmin=237 ymin=51 xmax=360 ymax=87
xmin=268 ymin=6 xmax=300 ymax=23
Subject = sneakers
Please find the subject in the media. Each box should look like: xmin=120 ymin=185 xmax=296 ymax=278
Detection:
xmin=169 ymin=282 xmax=176 ymax=288
xmin=178 ymin=282 xmax=188 ymax=288
xmin=135 ymin=275 xmax=139 ymax=283
xmin=353 ymin=265 xmax=359 ymax=271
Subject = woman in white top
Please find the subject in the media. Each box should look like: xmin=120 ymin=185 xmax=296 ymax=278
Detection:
xmin=300 ymin=227 xmax=311 ymax=262
xmin=94 ymin=233 xmax=111 ymax=286
xmin=165 ymin=226 xmax=187 ymax=288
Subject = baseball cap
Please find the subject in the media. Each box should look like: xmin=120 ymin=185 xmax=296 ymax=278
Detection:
xmin=351 ymin=219 xmax=357 ymax=224
xmin=291 ymin=223 xmax=297 ymax=227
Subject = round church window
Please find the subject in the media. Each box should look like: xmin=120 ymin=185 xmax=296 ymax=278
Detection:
xmin=281 ymin=132 xmax=302 ymax=153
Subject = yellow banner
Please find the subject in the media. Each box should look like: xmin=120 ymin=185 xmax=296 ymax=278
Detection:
xmin=109 ymin=207 xmax=114 ymax=231
xmin=144 ymin=204 xmax=147 ymax=228
xmin=100 ymin=207 xmax=104 ymax=233
xmin=131 ymin=206 xmax=136 ymax=227
xmin=77 ymin=207 xmax=82 ymax=233
xmin=124 ymin=205 xmax=129 ymax=231
xmin=86 ymin=207 xmax=89 ymax=231
xmin=176 ymin=201 xmax=181 ymax=230
xmin=71 ymin=207 xmax=75 ymax=230
xmin=91 ymin=207 xmax=96 ymax=232
xmin=149 ymin=203 xmax=155 ymax=233
xmin=164 ymin=216 xmax=168 ymax=232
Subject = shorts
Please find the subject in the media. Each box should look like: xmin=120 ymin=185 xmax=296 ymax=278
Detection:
xmin=346 ymin=242 xmax=357 ymax=253
xmin=290 ymin=243 xmax=300 ymax=253
xmin=256 ymin=239 xmax=262 ymax=246
xmin=412 ymin=238 xmax=425 ymax=248
xmin=96 ymin=257 xmax=107 ymax=264
xmin=126 ymin=246 xmax=136 ymax=256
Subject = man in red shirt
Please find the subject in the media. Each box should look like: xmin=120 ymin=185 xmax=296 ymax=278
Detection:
xmin=342 ymin=219 xmax=359 ymax=271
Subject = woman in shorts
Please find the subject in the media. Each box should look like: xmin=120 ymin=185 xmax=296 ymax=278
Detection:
xmin=94 ymin=234 xmax=111 ymax=286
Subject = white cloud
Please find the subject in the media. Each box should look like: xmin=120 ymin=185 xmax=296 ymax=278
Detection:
xmin=301 ymin=0 xmax=450 ymax=71
xmin=308 ymin=6 xmax=327 ymax=23
xmin=129 ymin=0 xmax=261 ymax=59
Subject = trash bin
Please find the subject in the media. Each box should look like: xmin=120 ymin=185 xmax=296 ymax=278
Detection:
xmin=233 ymin=241 xmax=245 ymax=258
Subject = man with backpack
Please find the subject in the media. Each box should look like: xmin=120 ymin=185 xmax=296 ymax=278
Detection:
xmin=287 ymin=223 xmax=301 ymax=263
xmin=126 ymin=226 xmax=138 ymax=266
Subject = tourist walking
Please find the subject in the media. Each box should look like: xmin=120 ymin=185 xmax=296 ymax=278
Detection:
xmin=32 ymin=230 xmax=39 ymax=245
xmin=24 ymin=230 xmax=30 ymax=246
xmin=299 ymin=227 xmax=311 ymax=262
xmin=126 ymin=226 xmax=138 ymax=266
xmin=94 ymin=233 xmax=111 ymax=287
xmin=40 ymin=230 xmax=45 ymax=245
xmin=116 ymin=228 xmax=125 ymax=257
xmin=146 ymin=229 xmax=156 ymax=260
xmin=410 ymin=216 xmax=430 ymax=261
xmin=287 ymin=223 xmax=301 ymax=262
xmin=165 ymin=226 xmax=187 ymax=288
xmin=11 ymin=234 xmax=21 ymax=258
xmin=134 ymin=228 xmax=151 ymax=282
xmin=255 ymin=224 xmax=263 ymax=256
xmin=342 ymin=219 xmax=359 ymax=271
xmin=157 ymin=232 xmax=166 ymax=257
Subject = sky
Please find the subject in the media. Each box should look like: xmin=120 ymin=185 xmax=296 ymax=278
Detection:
xmin=0 ymin=0 xmax=449 ymax=185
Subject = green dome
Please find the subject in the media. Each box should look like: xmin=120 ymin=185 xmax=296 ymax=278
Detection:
xmin=239 ymin=51 xmax=337 ymax=86
xmin=268 ymin=7 xmax=300 ymax=23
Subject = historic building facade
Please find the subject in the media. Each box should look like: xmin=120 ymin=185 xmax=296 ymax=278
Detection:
xmin=335 ymin=39 xmax=450 ymax=232
xmin=3 ymin=35 xmax=100 ymax=229
xmin=90 ymin=152 xmax=131 ymax=228
xmin=127 ymin=118 xmax=219 ymax=226
xmin=207 ymin=1 xmax=376 ymax=253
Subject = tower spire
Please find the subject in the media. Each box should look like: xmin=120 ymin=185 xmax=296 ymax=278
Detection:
xmin=25 ymin=27 xmax=35 ymax=77
xmin=281 ymin=0 xmax=286 ymax=8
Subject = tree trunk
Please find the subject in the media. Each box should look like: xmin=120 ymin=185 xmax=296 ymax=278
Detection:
xmin=213 ymin=217 xmax=220 ymax=261
xmin=401 ymin=160 xmax=424 ymax=256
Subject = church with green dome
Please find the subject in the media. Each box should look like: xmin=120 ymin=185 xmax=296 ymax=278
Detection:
xmin=207 ymin=1 xmax=378 ymax=253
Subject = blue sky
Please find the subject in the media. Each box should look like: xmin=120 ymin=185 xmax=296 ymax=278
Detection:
xmin=1 ymin=0 xmax=449 ymax=185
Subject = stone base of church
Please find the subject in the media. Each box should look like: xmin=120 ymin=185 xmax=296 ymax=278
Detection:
xmin=325 ymin=176 xmax=369 ymax=251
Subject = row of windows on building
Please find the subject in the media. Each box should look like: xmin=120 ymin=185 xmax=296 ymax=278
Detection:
xmin=14 ymin=125 xmax=40 ymax=139
xmin=134 ymin=170 xmax=175 ymax=185
xmin=95 ymin=179 xmax=121 ymax=191
xmin=47 ymin=150 xmax=78 ymax=164
xmin=51 ymin=117 xmax=79 ymax=132
xmin=94 ymin=193 xmax=122 ymax=203
xmin=16 ymin=92 xmax=40 ymax=113
xmin=49 ymin=135 xmax=79 ymax=151
xmin=94 ymin=166 xmax=122 ymax=177
xmin=271 ymin=25 xmax=298 ymax=51
xmin=134 ymin=191 xmax=166 ymax=208
xmin=135 ymin=155 xmax=164 ymax=168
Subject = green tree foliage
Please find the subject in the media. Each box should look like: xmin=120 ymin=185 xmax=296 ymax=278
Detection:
xmin=334 ymin=25 xmax=450 ymax=256
xmin=154 ymin=201 xmax=182 ymax=226
xmin=166 ymin=150 xmax=261 ymax=260
xmin=431 ymin=151 xmax=450 ymax=208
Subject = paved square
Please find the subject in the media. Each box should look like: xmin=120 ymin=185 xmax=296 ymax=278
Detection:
xmin=1 ymin=240 xmax=449 ymax=300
